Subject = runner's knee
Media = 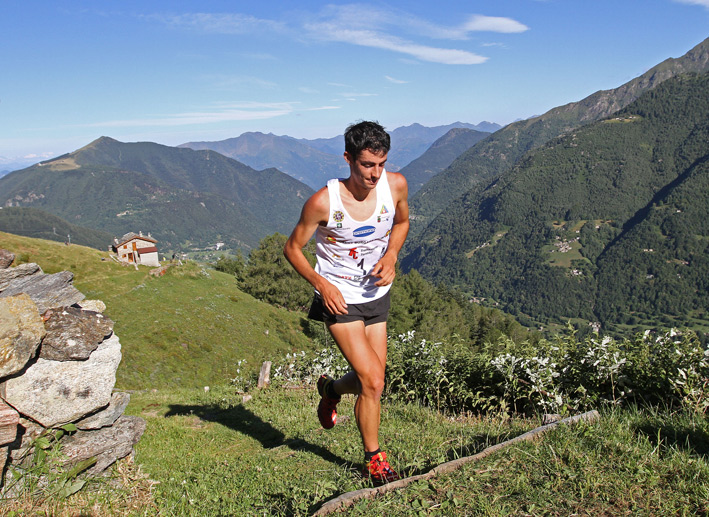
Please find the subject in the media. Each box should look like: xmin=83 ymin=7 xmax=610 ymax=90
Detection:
xmin=358 ymin=369 xmax=385 ymax=398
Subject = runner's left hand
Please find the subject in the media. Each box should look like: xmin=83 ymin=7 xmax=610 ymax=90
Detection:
xmin=371 ymin=254 xmax=396 ymax=286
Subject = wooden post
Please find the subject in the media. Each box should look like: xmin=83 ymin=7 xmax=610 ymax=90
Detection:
xmin=257 ymin=361 xmax=272 ymax=389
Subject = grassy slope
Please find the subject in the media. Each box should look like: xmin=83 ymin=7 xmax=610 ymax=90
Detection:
xmin=0 ymin=231 xmax=313 ymax=389
xmin=3 ymin=231 xmax=708 ymax=515
xmin=125 ymin=387 xmax=709 ymax=516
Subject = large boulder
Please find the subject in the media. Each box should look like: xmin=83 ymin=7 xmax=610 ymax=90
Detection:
xmin=0 ymin=293 xmax=45 ymax=378
xmin=0 ymin=271 xmax=84 ymax=313
xmin=3 ymin=334 xmax=122 ymax=428
xmin=39 ymin=307 xmax=114 ymax=361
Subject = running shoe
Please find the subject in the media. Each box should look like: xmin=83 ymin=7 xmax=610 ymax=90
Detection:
xmin=317 ymin=374 xmax=340 ymax=429
xmin=363 ymin=451 xmax=400 ymax=486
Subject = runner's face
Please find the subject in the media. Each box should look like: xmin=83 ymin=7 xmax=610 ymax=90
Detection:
xmin=345 ymin=149 xmax=388 ymax=190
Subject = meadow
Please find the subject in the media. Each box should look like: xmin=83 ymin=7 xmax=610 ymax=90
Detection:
xmin=2 ymin=232 xmax=708 ymax=515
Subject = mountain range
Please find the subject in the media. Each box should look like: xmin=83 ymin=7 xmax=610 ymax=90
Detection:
xmin=0 ymin=138 xmax=312 ymax=252
xmin=180 ymin=121 xmax=499 ymax=189
xmin=1 ymin=37 xmax=707 ymax=338
xmin=402 ymin=38 xmax=709 ymax=336
xmin=408 ymin=38 xmax=709 ymax=234
xmin=399 ymin=128 xmax=490 ymax=195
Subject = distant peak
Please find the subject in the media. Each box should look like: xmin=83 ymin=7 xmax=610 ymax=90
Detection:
xmin=78 ymin=136 xmax=120 ymax=151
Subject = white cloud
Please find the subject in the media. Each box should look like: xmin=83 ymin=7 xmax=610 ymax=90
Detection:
xmin=299 ymin=87 xmax=320 ymax=94
xmin=151 ymin=6 xmax=526 ymax=65
xmin=461 ymin=15 xmax=529 ymax=34
xmin=301 ymin=5 xmax=528 ymax=64
xmin=79 ymin=102 xmax=340 ymax=129
xmin=85 ymin=102 xmax=297 ymax=128
xmin=152 ymin=12 xmax=285 ymax=34
xmin=674 ymin=0 xmax=709 ymax=7
xmin=209 ymin=75 xmax=278 ymax=90
xmin=385 ymin=76 xmax=408 ymax=84
xmin=404 ymin=13 xmax=528 ymax=39
xmin=305 ymin=25 xmax=487 ymax=64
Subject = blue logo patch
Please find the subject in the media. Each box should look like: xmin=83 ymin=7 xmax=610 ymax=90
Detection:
xmin=353 ymin=225 xmax=376 ymax=238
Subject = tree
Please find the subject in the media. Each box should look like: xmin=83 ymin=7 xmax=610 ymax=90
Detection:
xmin=240 ymin=233 xmax=316 ymax=311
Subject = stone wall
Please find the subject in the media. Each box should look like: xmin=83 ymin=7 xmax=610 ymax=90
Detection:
xmin=0 ymin=248 xmax=145 ymax=488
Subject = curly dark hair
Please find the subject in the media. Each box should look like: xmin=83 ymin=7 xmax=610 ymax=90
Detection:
xmin=344 ymin=121 xmax=390 ymax=159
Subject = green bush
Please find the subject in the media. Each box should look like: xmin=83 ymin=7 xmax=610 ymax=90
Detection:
xmin=271 ymin=327 xmax=709 ymax=418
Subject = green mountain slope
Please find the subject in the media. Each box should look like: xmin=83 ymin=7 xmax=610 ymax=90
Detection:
xmin=180 ymin=132 xmax=350 ymax=190
xmin=0 ymin=206 xmax=114 ymax=249
xmin=399 ymin=128 xmax=490 ymax=195
xmin=0 ymin=231 xmax=314 ymax=389
xmin=402 ymin=72 xmax=709 ymax=336
xmin=409 ymin=37 xmax=709 ymax=232
xmin=0 ymin=138 xmax=313 ymax=252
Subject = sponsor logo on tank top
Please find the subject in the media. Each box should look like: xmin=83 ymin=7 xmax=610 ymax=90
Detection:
xmin=353 ymin=225 xmax=376 ymax=238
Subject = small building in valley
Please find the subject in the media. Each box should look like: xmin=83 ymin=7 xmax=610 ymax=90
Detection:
xmin=112 ymin=231 xmax=160 ymax=267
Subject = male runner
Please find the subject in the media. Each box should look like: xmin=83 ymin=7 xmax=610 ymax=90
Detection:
xmin=283 ymin=121 xmax=409 ymax=485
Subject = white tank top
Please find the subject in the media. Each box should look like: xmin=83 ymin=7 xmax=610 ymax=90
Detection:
xmin=314 ymin=170 xmax=396 ymax=304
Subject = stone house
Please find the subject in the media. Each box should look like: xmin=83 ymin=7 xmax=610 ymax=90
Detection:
xmin=112 ymin=232 xmax=160 ymax=267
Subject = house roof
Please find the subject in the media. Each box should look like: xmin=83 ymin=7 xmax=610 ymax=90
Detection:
xmin=114 ymin=232 xmax=158 ymax=247
xmin=137 ymin=246 xmax=158 ymax=255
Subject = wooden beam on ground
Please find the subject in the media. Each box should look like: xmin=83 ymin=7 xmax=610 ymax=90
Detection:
xmin=312 ymin=410 xmax=600 ymax=516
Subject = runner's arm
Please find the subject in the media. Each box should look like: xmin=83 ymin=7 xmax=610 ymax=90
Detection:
xmin=283 ymin=189 xmax=349 ymax=315
xmin=371 ymin=172 xmax=409 ymax=286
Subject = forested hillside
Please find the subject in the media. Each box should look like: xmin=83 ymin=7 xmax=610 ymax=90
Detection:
xmin=0 ymin=137 xmax=312 ymax=253
xmin=0 ymin=207 xmax=113 ymax=249
xmin=180 ymin=132 xmax=349 ymax=190
xmin=399 ymin=128 xmax=490 ymax=195
xmin=408 ymin=37 xmax=709 ymax=234
xmin=403 ymin=72 xmax=709 ymax=338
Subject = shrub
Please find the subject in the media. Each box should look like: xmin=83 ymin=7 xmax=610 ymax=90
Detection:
xmin=267 ymin=327 xmax=709 ymax=417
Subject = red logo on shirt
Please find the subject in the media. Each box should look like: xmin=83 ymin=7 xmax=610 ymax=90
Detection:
xmin=348 ymin=248 xmax=358 ymax=259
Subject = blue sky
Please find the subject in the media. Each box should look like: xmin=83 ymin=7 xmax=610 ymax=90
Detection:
xmin=1 ymin=1 xmax=708 ymax=164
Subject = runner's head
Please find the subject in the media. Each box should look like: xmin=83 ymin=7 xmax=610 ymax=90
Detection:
xmin=344 ymin=121 xmax=390 ymax=160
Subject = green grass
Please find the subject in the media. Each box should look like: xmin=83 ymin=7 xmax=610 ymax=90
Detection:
xmin=4 ymin=231 xmax=709 ymax=515
xmin=352 ymin=406 xmax=709 ymax=516
xmin=120 ymin=387 xmax=709 ymax=516
xmin=125 ymin=386 xmax=534 ymax=515
xmin=0 ymin=232 xmax=314 ymax=390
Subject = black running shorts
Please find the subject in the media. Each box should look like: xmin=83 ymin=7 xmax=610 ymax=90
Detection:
xmin=308 ymin=291 xmax=390 ymax=326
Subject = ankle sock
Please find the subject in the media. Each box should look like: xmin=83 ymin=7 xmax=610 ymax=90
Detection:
xmin=325 ymin=380 xmax=339 ymax=399
xmin=364 ymin=448 xmax=381 ymax=463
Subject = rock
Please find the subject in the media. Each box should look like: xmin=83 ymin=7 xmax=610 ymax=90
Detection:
xmin=39 ymin=307 xmax=114 ymax=361
xmin=76 ymin=392 xmax=130 ymax=430
xmin=0 ymin=263 xmax=42 ymax=291
xmin=3 ymin=334 xmax=122 ymax=428
xmin=0 ymin=249 xmax=14 ymax=269
xmin=76 ymin=299 xmax=106 ymax=313
xmin=0 ymin=271 xmax=84 ymax=313
xmin=61 ymin=415 xmax=146 ymax=475
xmin=7 ymin=417 xmax=44 ymax=464
xmin=0 ymin=400 xmax=19 ymax=446
xmin=0 ymin=446 xmax=8 ymax=480
xmin=0 ymin=293 xmax=46 ymax=379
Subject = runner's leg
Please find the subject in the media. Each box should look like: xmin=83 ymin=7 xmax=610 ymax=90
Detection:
xmin=327 ymin=320 xmax=387 ymax=452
